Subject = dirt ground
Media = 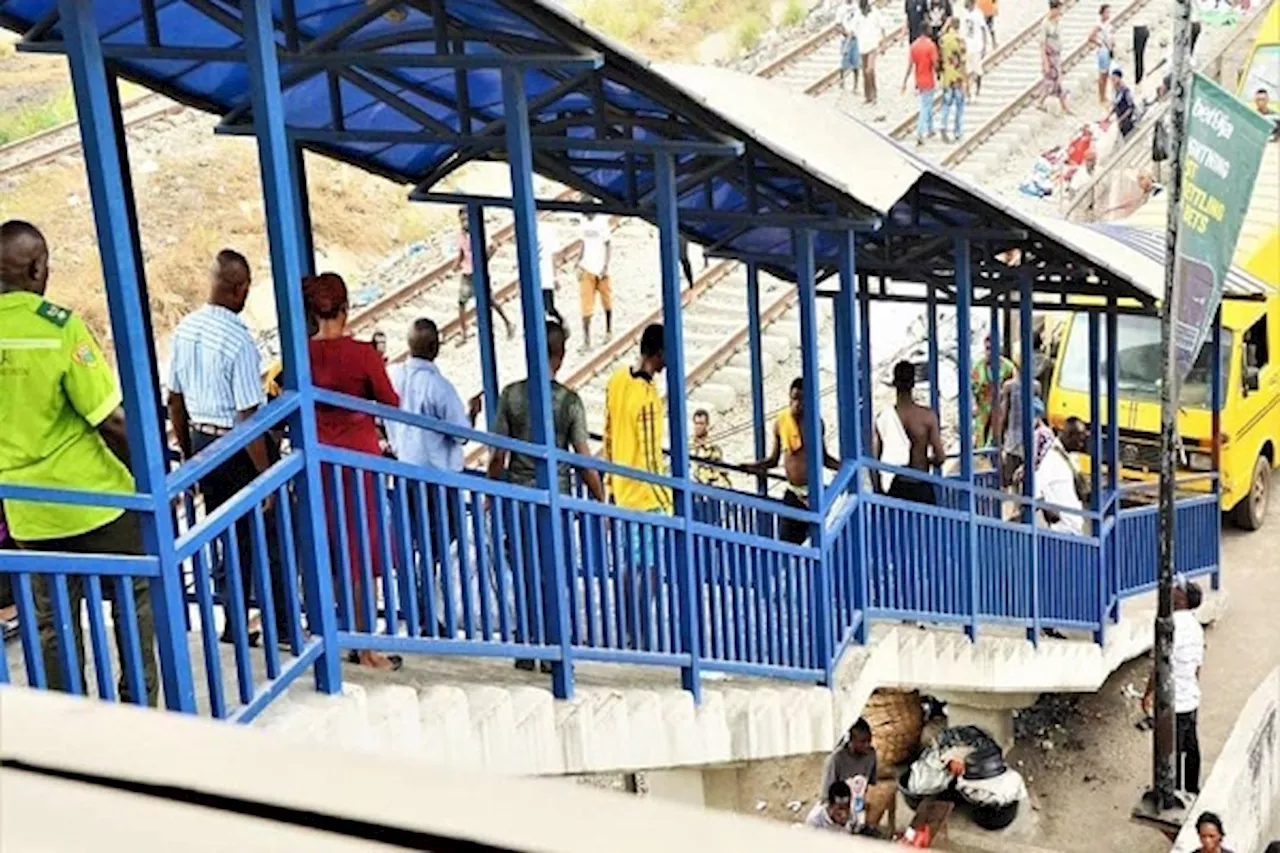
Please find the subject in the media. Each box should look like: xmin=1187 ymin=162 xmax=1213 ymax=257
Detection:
xmin=728 ymin=492 xmax=1280 ymax=850
xmin=0 ymin=35 xmax=65 ymax=113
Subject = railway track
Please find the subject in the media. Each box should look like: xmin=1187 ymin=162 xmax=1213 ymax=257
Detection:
xmin=0 ymin=92 xmax=180 ymax=178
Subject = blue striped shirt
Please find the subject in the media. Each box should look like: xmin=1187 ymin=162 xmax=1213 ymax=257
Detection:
xmin=168 ymin=304 xmax=265 ymax=428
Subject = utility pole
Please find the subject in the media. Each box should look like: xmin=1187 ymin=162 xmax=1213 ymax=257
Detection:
xmin=1150 ymin=0 xmax=1195 ymax=814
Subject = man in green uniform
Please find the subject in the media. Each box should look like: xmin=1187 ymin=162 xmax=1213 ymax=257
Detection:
xmin=0 ymin=220 xmax=158 ymax=704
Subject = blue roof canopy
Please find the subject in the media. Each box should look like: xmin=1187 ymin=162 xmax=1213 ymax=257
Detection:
xmin=1 ymin=0 xmax=1189 ymax=306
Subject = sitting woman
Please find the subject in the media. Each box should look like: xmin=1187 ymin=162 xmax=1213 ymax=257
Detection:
xmin=303 ymin=272 xmax=402 ymax=671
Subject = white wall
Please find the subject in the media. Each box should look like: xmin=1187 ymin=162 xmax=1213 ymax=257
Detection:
xmin=1172 ymin=667 xmax=1280 ymax=853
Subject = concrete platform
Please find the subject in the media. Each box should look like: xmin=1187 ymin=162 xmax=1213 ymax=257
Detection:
xmin=243 ymin=588 xmax=1227 ymax=777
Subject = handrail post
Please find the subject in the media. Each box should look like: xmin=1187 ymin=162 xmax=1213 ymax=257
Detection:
xmin=955 ymin=238 xmax=977 ymax=642
xmin=243 ymin=0 xmax=341 ymax=694
xmin=796 ymin=228 xmax=833 ymax=681
xmin=1107 ymin=293 xmax=1121 ymax=621
xmin=839 ymin=231 xmax=870 ymax=645
xmin=59 ymin=0 xmax=195 ymax=710
xmin=503 ymin=67 xmax=574 ymax=699
xmin=1020 ymin=270 xmax=1039 ymax=642
xmin=1088 ymin=311 xmax=1105 ymax=643
xmin=654 ymin=153 xmax=701 ymax=699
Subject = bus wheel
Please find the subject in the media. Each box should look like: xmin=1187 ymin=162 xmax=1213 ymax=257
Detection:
xmin=1232 ymin=454 xmax=1271 ymax=531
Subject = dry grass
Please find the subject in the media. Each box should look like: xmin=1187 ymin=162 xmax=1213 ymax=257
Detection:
xmin=780 ymin=0 xmax=808 ymax=29
xmin=733 ymin=14 xmax=768 ymax=54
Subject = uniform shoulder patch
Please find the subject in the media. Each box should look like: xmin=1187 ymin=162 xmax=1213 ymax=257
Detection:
xmin=35 ymin=301 xmax=72 ymax=328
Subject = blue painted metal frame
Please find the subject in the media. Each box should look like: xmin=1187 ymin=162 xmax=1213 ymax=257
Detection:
xmin=954 ymin=238 xmax=978 ymax=641
xmin=468 ymin=201 xmax=500 ymax=426
xmin=1018 ymin=270 xmax=1039 ymax=642
xmin=57 ymin=0 xmax=194 ymax=711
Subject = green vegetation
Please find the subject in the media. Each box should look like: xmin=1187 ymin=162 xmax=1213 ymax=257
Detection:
xmin=577 ymin=0 xmax=666 ymax=44
xmin=781 ymin=0 xmax=807 ymax=28
xmin=0 ymin=89 xmax=76 ymax=146
xmin=734 ymin=13 xmax=766 ymax=54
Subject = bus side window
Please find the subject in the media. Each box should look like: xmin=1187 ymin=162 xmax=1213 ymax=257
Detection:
xmin=1243 ymin=317 xmax=1269 ymax=393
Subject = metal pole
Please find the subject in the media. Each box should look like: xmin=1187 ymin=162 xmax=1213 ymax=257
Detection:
xmin=954 ymin=239 xmax=977 ymax=642
xmin=467 ymin=201 xmax=500 ymax=427
xmin=746 ymin=263 xmax=768 ymax=497
xmin=1152 ymin=0 xmax=1195 ymax=808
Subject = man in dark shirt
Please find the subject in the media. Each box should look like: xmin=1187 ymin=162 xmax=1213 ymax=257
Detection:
xmin=1109 ymin=67 xmax=1136 ymax=137
xmin=487 ymin=322 xmax=603 ymax=501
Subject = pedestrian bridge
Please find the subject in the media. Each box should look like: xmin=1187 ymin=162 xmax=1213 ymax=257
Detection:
xmin=0 ymin=0 xmax=1229 ymax=751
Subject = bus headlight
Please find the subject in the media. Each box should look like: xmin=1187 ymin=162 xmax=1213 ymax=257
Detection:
xmin=1186 ymin=451 xmax=1214 ymax=472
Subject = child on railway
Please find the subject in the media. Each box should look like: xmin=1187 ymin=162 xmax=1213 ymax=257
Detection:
xmin=1090 ymin=4 xmax=1116 ymax=106
xmin=454 ymin=208 xmax=516 ymax=347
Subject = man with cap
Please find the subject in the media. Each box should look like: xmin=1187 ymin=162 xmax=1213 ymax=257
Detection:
xmin=1143 ymin=578 xmax=1205 ymax=794
xmin=0 ymin=220 xmax=159 ymax=702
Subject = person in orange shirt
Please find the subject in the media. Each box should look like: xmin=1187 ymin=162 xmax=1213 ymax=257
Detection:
xmin=976 ymin=0 xmax=997 ymax=47
xmin=902 ymin=32 xmax=940 ymax=146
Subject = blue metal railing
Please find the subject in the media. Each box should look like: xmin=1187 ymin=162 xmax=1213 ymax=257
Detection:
xmin=1 ymin=399 xmax=1224 ymax=716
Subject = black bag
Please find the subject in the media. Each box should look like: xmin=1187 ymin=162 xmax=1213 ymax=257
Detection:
xmin=1152 ymin=115 xmax=1171 ymax=163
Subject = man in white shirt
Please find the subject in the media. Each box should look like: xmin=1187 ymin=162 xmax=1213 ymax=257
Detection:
xmin=962 ymin=0 xmax=988 ymax=98
xmin=805 ymin=780 xmax=855 ymax=833
xmin=537 ymin=220 xmax=568 ymax=332
xmin=1143 ymin=580 xmax=1205 ymax=794
xmin=577 ymin=212 xmax=612 ymax=349
xmin=1025 ymin=402 xmax=1086 ymax=535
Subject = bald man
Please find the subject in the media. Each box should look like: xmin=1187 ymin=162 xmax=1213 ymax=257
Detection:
xmin=167 ymin=248 xmax=291 ymax=646
xmin=0 ymin=220 xmax=158 ymax=703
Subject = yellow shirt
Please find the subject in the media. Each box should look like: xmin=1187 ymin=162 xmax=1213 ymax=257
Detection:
xmin=0 ymin=292 xmax=135 ymax=541
xmin=603 ymin=367 xmax=671 ymax=512
xmin=777 ymin=409 xmax=804 ymax=455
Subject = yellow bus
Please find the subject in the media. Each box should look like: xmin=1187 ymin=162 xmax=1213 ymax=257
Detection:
xmin=1048 ymin=9 xmax=1279 ymax=529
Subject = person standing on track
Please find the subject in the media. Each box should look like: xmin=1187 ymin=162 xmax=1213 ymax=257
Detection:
xmin=977 ymin=0 xmax=997 ymax=47
xmin=537 ymin=219 xmax=568 ymax=333
xmin=1036 ymin=0 xmax=1074 ymax=115
xmin=838 ymin=0 xmax=863 ymax=94
xmin=925 ymin=0 xmax=953 ymax=44
xmin=939 ymin=17 xmax=970 ymax=143
xmin=577 ymin=211 xmax=613 ymax=351
xmin=856 ymin=0 xmax=888 ymax=106
xmin=1090 ymin=4 xmax=1116 ymax=106
xmin=961 ymin=0 xmax=988 ymax=99
xmin=0 ymin=220 xmax=159 ymax=703
xmin=906 ymin=0 xmax=929 ymax=43
xmin=454 ymin=209 xmax=516 ymax=346
xmin=903 ymin=29 xmax=940 ymax=146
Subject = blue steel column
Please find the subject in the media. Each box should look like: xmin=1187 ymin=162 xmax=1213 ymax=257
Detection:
xmin=838 ymin=232 xmax=870 ymax=644
xmin=502 ymin=68 xmax=574 ymax=698
xmin=468 ymin=202 xmax=500 ymax=425
xmin=989 ymin=300 xmax=1001 ymax=453
xmin=58 ymin=0 xmax=195 ymax=710
xmin=1018 ymin=271 xmax=1038 ymax=642
xmin=654 ymin=153 xmax=702 ymax=699
xmin=1088 ymin=311 xmax=1104 ymax=642
xmin=242 ymin=0 xmax=340 ymax=692
xmin=927 ymin=285 xmax=940 ymax=424
xmin=834 ymin=233 xmax=859 ymax=460
xmin=954 ymin=239 xmax=978 ymax=641
xmin=858 ymin=273 xmax=874 ymax=450
xmin=795 ymin=230 xmax=833 ymax=681
xmin=1106 ymin=293 xmax=1120 ymax=619
xmin=290 ymin=142 xmax=316 ymax=276
xmin=1210 ymin=309 xmax=1222 ymax=590
xmin=746 ymin=263 xmax=768 ymax=496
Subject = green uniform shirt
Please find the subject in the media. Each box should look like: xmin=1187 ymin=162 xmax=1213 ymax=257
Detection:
xmin=493 ymin=379 xmax=589 ymax=494
xmin=0 ymin=291 xmax=135 ymax=542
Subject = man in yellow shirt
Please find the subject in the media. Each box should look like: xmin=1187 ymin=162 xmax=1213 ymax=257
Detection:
xmin=746 ymin=377 xmax=841 ymax=545
xmin=603 ymin=324 xmax=670 ymax=645
xmin=0 ymin=220 xmax=158 ymax=703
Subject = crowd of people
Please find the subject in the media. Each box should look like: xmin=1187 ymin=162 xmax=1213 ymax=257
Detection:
xmin=898 ymin=0 xmax=992 ymax=145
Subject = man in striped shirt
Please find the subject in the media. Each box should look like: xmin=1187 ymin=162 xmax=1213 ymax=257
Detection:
xmin=167 ymin=250 xmax=291 ymax=645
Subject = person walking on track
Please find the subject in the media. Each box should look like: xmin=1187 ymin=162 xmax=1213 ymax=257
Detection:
xmin=1036 ymin=0 xmax=1074 ymax=115
xmin=903 ymin=30 xmax=940 ymax=146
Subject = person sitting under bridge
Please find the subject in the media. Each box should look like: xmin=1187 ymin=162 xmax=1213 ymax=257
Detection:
xmin=743 ymin=377 xmax=840 ymax=545
xmin=805 ymin=779 xmax=856 ymax=833
xmin=818 ymin=718 xmax=893 ymax=832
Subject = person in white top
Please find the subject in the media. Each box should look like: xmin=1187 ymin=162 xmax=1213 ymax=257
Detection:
xmin=1024 ymin=408 xmax=1089 ymax=536
xmin=1090 ymin=4 xmax=1116 ymax=106
xmin=537 ymin=220 xmax=568 ymax=333
xmin=962 ymin=0 xmax=988 ymax=98
xmin=855 ymin=0 xmax=887 ymax=105
xmin=838 ymin=0 xmax=863 ymax=94
xmin=577 ymin=212 xmax=612 ymax=349
xmin=804 ymin=780 xmax=856 ymax=833
xmin=1143 ymin=579 xmax=1206 ymax=794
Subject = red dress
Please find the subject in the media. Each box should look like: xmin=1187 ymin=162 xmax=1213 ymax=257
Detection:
xmin=309 ymin=337 xmax=399 ymax=588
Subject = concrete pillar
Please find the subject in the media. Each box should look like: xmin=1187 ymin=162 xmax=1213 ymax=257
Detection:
xmin=934 ymin=691 xmax=1039 ymax=752
xmin=642 ymin=769 xmax=707 ymax=807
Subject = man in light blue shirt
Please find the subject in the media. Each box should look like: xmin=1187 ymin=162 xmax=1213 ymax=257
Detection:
xmin=393 ymin=318 xmax=480 ymax=471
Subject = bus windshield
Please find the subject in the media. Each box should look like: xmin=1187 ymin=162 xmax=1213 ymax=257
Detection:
xmin=1057 ymin=314 xmax=1232 ymax=409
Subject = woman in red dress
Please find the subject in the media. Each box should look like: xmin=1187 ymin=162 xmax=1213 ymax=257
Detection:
xmin=303 ymin=273 xmax=402 ymax=671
